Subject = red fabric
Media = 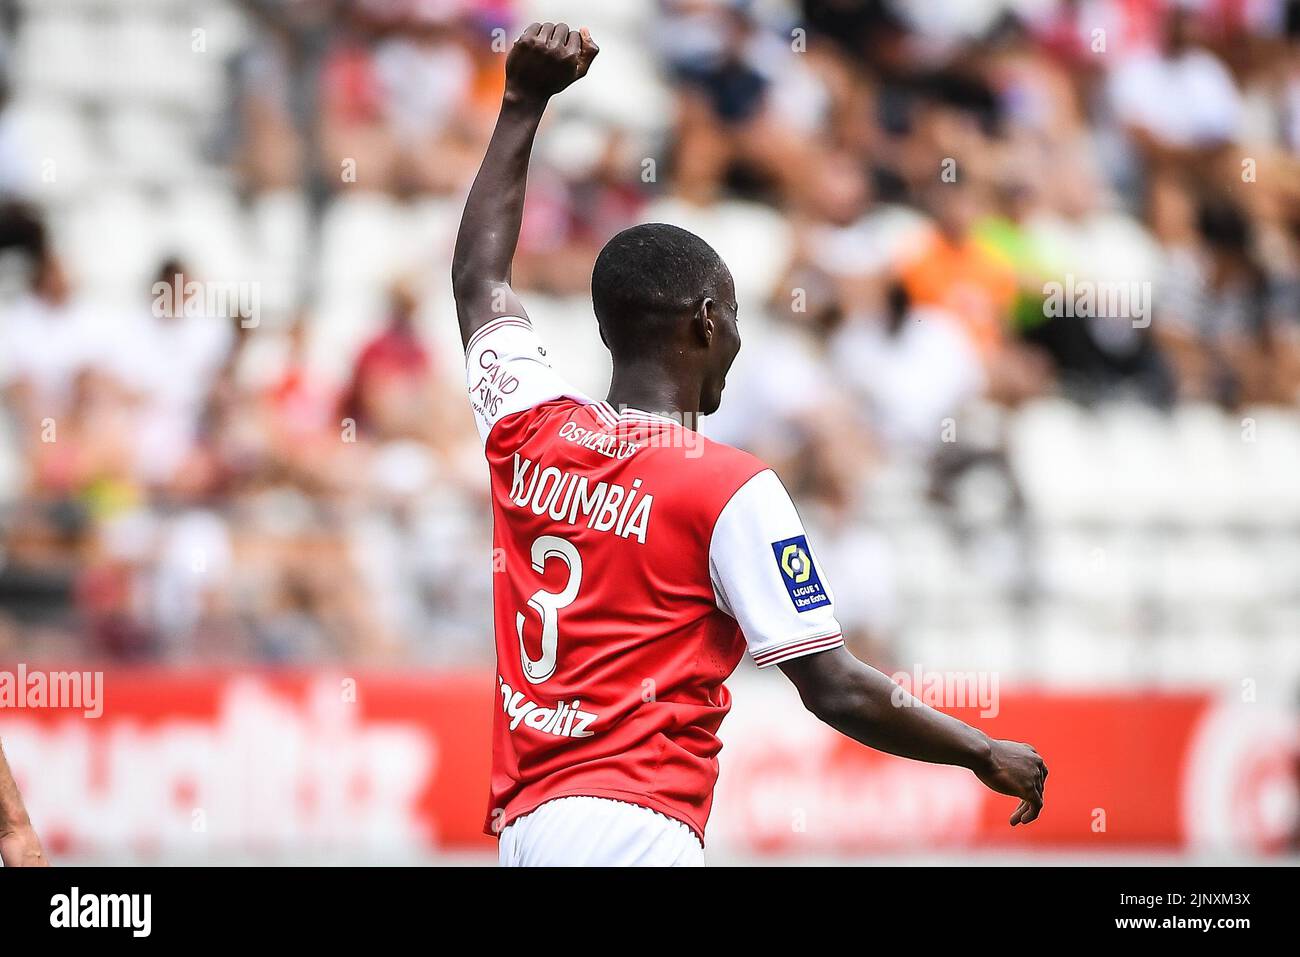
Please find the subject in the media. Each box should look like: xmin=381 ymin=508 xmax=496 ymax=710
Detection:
xmin=320 ymin=45 xmax=384 ymax=124
xmin=340 ymin=325 xmax=431 ymax=427
xmin=482 ymin=399 xmax=767 ymax=841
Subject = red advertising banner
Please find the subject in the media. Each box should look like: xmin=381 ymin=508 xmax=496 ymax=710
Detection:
xmin=0 ymin=669 xmax=497 ymax=859
xmin=711 ymin=681 xmax=1296 ymax=854
xmin=0 ymin=668 xmax=1293 ymax=859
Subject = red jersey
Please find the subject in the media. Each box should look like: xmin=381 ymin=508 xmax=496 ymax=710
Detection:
xmin=465 ymin=315 xmax=843 ymax=842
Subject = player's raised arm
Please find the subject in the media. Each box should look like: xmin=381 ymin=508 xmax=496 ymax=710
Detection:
xmin=451 ymin=22 xmax=598 ymax=348
xmin=779 ymin=649 xmax=1048 ymax=826
xmin=0 ymin=738 xmax=47 ymax=866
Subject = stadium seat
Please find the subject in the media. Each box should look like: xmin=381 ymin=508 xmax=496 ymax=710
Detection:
xmin=1007 ymin=399 xmax=1095 ymax=523
xmin=2 ymin=97 xmax=96 ymax=198
xmin=158 ymin=185 xmax=252 ymax=286
xmin=65 ymin=185 xmax=161 ymax=300
xmin=640 ymin=197 xmax=794 ymax=308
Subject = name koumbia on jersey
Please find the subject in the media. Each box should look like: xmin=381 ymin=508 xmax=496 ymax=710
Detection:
xmin=465 ymin=315 xmax=844 ymax=841
xmin=508 ymin=452 xmax=654 ymax=545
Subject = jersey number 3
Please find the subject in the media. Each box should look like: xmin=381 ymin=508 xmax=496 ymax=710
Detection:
xmin=516 ymin=535 xmax=582 ymax=684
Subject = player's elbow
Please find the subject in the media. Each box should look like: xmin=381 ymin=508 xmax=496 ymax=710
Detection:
xmin=783 ymin=648 xmax=883 ymax=728
xmin=798 ymin=674 xmax=874 ymax=728
xmin=796 ymin=661 xmax=900 ymax=734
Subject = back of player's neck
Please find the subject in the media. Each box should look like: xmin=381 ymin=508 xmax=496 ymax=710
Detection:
xmin=605 ymin=372 xmax=698 ymax=420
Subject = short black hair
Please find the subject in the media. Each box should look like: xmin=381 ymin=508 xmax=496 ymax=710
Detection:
xmin=591 ymin=223 xmax=730 ymax=352
xmin=0 ymin=202 xmax=48 ymax=261
xmin=1197 ymin=199 xmax=1251 ymax=253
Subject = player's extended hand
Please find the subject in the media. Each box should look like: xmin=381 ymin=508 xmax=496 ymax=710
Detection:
xmin=504 ymin=22 xmax=599 ymax=103
xmin=973 ymin=739 xmax=1048 ymax=826
xmin=0 ymin=823 xmax=48 ymax=866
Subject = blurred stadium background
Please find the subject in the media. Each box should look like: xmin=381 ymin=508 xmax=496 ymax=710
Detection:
xmin=0 ymin=0 xmax=1297 ymax=864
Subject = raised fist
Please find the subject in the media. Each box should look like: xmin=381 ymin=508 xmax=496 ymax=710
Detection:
xmin=504 ymin=22 xmax=599 ymax=102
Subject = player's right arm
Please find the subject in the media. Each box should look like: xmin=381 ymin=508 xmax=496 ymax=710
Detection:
xmin=0 ymin=738 xmax=47 ymax=866
xmin=779 ymin=650 xmax=1048 ymax=826
xmin=450 ymin=22 xmax=598 ymax=349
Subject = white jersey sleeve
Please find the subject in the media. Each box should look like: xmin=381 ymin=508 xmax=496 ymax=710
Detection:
xmin=464 ymin=316 xmax=590 ymax=444
xmin=708 ymin=469 xmax=844 ymax=668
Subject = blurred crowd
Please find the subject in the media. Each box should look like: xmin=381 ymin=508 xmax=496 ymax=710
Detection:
xmin=0 ymin=0 xmax=1298 ymax=667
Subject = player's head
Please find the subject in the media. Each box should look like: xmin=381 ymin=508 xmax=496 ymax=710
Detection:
xmin=591 ymin=223 xmax=739 ymax=415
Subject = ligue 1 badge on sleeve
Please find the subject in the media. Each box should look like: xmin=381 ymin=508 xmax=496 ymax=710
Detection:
xmin=771 ymin=535 xmax=830 ymax=612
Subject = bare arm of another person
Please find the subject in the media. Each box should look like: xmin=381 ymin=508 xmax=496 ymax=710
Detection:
xmin=0 ymin=738 xmax=48 ymax=866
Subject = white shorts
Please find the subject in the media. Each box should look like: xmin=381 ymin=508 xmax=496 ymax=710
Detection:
xmin=498 ymin=796 xmax=706 ymax=867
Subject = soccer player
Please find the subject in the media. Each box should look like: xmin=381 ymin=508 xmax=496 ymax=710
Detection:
xmin=0 ymin=738 xmax=47 ymax=866
xmin=453 ymin=22 xmax=1047 ymax=866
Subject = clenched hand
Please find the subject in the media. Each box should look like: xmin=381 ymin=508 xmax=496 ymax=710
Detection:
xmin=504 ymin=22 xmax=599 ymax=104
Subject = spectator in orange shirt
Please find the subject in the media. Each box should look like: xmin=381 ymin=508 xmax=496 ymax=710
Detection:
xmin=899 ymin=181 xmax=1016 ymax=358
xmin=899 ymin=181 xmax=1049 ymax=402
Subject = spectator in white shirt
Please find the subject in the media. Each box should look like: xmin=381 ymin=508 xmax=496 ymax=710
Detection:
xmin=1 ymin=241 xmax=109 ymax=426
xmin=833 ymin=283 xmax=986 ymax=455
xmin=1109 ymin=7 xmax=1241 ymax=164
